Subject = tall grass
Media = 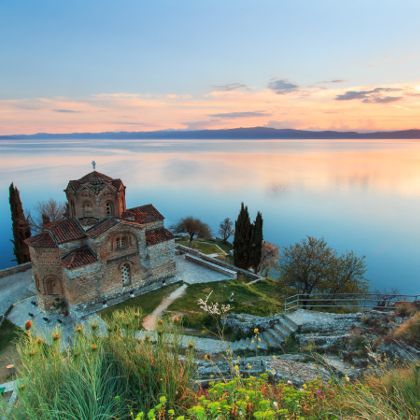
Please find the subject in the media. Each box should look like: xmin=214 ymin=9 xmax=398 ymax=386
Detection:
xmin=324 ymin=363 xmax=420 ymax=419
xmin=2 ymin=308 xmax=195 ymax=419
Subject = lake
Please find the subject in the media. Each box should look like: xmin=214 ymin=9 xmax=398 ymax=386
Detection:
xmin=0 ymin=139 xmax=419 ymax=294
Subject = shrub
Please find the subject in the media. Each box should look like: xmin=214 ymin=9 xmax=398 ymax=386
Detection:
xmin=135 ymin=375 xmax=332 ymax=419
xmin=326 ymin=363 xmax=420 ymax=419
xmin=394 ymin=302 xmax=419 ymax=318
xmin=392 ymin=312 xmax=420 ymax=346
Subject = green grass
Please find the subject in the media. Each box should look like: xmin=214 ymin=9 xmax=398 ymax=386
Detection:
xmin=167 ymin=278 xmax=286 ymax=331
xmin=176 ymin=239 xmax=223 ymax=255
xmin=0 ymin=319 xmax=20 ymax=353
xmin=2 ymin=309 xmax=196 ymax=419
xmin=100 ymin=282 xmax=181 ymax=319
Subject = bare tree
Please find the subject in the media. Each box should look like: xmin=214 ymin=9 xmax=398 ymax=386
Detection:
xmin=218 ymin=217 xmax=234 ymax=243
xmin=174 ymin=217 xmax=211 ymax=243
xmin=281 ymin=236 xmax=367 ymax=296
xmin=29 ymin=199 xmax=67 ymax=232
xmin=258 ymin=241 xmax=280 ymax=275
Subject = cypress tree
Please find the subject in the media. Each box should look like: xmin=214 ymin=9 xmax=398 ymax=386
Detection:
xmin=233 ymin=203 xmax=252 ymax=268
xmin=9 ymin=183 xmax=31 ymax=264
xmin=249 ymin=211 xmax=264 ymax=272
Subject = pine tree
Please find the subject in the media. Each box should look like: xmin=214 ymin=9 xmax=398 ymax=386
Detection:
xmin=9 ymin=183 xmax=31 ymax=264
xmin=249 ymin=211 xmax=263 ymax=272
xmin=233 ymin=203 xmax=252 ymax=268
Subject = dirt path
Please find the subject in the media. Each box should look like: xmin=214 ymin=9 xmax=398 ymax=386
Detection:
xmin=142 ymin=284 xmax=188 ymax=331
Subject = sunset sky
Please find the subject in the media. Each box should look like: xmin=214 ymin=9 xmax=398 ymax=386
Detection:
xmin=1 ymin=0 xmax=420 ymax=134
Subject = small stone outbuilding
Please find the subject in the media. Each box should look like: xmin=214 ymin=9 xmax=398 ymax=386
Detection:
xmin=26 ymin=170 xmax=176 ymax=315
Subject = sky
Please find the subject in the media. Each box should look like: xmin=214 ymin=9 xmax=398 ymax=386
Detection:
xmin=1 ymin=0 xmax=420 ymax=134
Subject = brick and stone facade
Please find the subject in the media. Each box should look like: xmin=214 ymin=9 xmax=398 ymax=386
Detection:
xmin=26 ymin=171 xmax=176 ymax=315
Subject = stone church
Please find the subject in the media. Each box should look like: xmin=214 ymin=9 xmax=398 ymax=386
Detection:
xmin=25 ymin=170 xmax=176 ymax=315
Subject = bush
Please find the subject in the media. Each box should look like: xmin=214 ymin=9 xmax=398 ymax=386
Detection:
xmin=394 ymin=302 xmax=419 ymax=318
xmin=392 ymin=312 xmax=420 ymax=346
xmin=326 ymin=363 xmax=420 ymax=419
xmin=135 ymin=375 xmax=332 ymax=419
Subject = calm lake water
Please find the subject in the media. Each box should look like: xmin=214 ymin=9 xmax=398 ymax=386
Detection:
xmin=0 ymin=139 xmax=419 ymax=294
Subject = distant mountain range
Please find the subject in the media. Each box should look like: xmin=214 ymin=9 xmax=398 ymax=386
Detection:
xmin=2 ymin=127 xmax=420 ymax=140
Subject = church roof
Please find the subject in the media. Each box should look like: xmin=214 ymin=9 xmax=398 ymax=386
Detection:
xmin=78 ymin=171 xmax=113 ymax=183
xmin=146 ymin=227 xmax=174 ymax=246
xmin=61 ymin=246 xmax=97 ymax=269
xmin=25 ymin=232 xmax=57 ymax=248
xmin=66 ymin=171 xmax=125 ymax=193
xmin=86 ymin=218 xmax=119 ymax=238
xmin=122 ymin=204 xmax=164 ymax=224
xmin=26 ymin=219 xmax=86 ymax=248
xmin=45 ymin=218 xmax=87 ymax=244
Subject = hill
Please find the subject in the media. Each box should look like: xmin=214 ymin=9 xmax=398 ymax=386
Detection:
xmin=2 ymin=127 xmax=420 ymax=140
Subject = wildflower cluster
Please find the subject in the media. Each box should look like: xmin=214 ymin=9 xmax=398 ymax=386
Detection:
xmin=197 ymin=291 xmax=231 ymax=316
xmin=135 ymin=375 xmax=334 ymax=419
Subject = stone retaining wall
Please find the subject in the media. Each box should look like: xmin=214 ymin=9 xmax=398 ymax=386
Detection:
xmin=0 ymin=262 xmax=32 ymax=279
xmin=176 ymin=244 xmax=261 ymax=281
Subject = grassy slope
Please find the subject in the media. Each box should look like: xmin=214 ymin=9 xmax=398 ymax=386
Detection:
xmin=0 ymin=320 xmax=20 ymax=354
xmin=168 ymin=278 xmax=286 ymax=331
xmin=100 ymin=282 xmax=182 ymax=319
xmin=0 ymin=320 xmax=21 ymax=383
xmin=176 ymin=239 xmax=225 ymax=255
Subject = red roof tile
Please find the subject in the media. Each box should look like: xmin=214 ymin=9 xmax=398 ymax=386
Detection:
xmin=87 ymin=218 xmax=119 ymax=238
xmin=45 ymin=218 xmax=86 ymax=244
xmin=78 ymin=171 xmax=113 ymax=183
xmin=25 ymin=232 xmax=57 ymax=248
xmin=61 ymin=246 xmax=97 ymax=269
xmin=146 ymin=228 xmax=174 ymax=246
xmin=66 ymin=171 xmax=125 ymax=192
xmin=123 ymin=204 xmax=164 ymax=224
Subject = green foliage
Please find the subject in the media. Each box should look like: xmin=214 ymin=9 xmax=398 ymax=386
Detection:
xmin=136 ymin=375 xmax=332 ymax=419
xmin=168 ymin=278 xmax=287 ymax=335
xmin=136 ymin=365 xmax=420 ymax=419
xmin=233 ymin=204 xmax=264 ymax=271
xmin=249 ymin=211 xmax=263 ymax=272
xmin=3 ymin=318 xmax=418 ymax=420
xmin=176 ymin=239 xmax=224 ymax=255
xmin=281 ymin=236 xmax=367 ymax=296
xmin=3 ymin=309 xmax=195 ymax=419
xmin=233 ymin=203 xmax=252 ymax=269
xmin=100 ymin=282 xmax=181 ymax=319
xmin=9 ymin=182 xmax=31 ymax=263
xmin=0 ymin=319 xmax=20 ymax=353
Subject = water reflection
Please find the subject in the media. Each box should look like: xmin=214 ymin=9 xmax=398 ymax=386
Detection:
xmin=0 ymin=139 xmax=419 ymax=293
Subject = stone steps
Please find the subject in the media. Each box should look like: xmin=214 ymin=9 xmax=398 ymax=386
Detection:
xmin=228 ymin=313 xmax=299 ymax=354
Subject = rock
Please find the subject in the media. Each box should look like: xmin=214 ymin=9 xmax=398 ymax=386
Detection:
xmin=377 ymin=340 xmax=420 ymax=362
xmin=223 ymin=313 xmax=269 ymax=336
xmin=296 ymin=333 xmax=350 ymax=352
xmin=320 ymin=354 xmax=361 ymax=379
xmin=195 ymin=355 xmax=332 ymax=387
xmin=267 ymin=358 xmax=331 ymax=386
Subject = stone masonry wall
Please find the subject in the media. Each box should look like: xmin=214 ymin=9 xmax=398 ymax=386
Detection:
xmin=29 ymin=246 xmax=66 ymax=311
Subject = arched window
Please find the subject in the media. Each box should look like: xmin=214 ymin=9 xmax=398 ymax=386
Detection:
xmin=83 ymin=201 xmax=93 ymax=217
xmin=105 ymin=201 xmax=114 ymax=217
xmin=43 ymin=276 xmax=61 ymax=295
xmin=115 ymin=236 xmax=127 ymax=250
xmin=121 ymin=263 xmax=131 ymax=286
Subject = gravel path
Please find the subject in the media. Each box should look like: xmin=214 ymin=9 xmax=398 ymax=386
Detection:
xmin=142 ymin=284 xmax=188 ymax=330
